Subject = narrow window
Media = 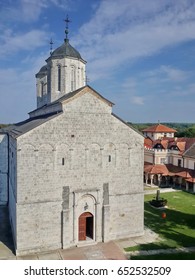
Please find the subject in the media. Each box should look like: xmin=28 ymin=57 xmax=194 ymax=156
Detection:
xmin=108 ymin=155 xmax=111 ymax=162
xmin=41 ymin=81 xmax=44 ymax=97
xmin=71 ymin=66 xmax=76 ymax=91
xmin=62 ymin=158 xmax=65 ymax=165
xmin=178 ymin=159 xmax=181 ymax=167
xmin=58 ymin=65 xmax=61 ymax=91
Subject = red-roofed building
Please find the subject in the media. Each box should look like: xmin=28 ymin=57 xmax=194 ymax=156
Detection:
xmin=142 ymin=123 xmax=176 ymax=140
xmin=143 ymin=124 xmax=195 ymax=193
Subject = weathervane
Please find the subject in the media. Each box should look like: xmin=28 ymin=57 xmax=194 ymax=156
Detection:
xmin=49 ymin=38 xmax=53 ymax=55
xmin=64 ymin=14 xmax=71 ymax=40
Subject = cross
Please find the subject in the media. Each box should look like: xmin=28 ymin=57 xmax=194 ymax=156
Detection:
xmin=64 ymin=15 xmax=71 ymax=39
xmin=49 ymin=38 xmax=53 ymax=55
xmin=85 ymin=75 xmax=90 ymax=85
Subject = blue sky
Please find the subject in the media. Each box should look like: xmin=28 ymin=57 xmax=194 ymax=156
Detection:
xmin=1 ymin=0 xmax=195 ymax=123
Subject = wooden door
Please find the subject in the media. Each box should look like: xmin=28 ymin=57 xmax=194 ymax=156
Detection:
xmin=78 ymin=212 xmax=93 ymax=241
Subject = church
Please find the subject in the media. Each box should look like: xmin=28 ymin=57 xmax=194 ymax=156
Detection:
xmin=0 ymin=22 xmax=144 ymax=256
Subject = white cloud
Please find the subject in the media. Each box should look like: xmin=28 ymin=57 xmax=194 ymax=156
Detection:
xmin=160 ymin=65 xmax=188 ymax=82
xmin=0 ymin=0 xmax=70 ymax=24
xmin=0 ymin=51 xmax=49 ymax=123
xmin=73 ymin=0 xmax=195 ymax=82
xmin=141 ymin=65 xmax=190 ymax=86
xmin=0 ymin=29 xmax=48 ymax=58
xmin=131 ymin=96 xmax=144 ymax=105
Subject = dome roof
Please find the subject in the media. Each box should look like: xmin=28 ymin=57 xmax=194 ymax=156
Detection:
xmin=50 ymin=39 xmax=82 ymax=60
xmin=35 ymin=64 xmax=47 ymax=78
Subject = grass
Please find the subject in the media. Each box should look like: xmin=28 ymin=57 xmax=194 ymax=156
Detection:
xmin=131 ymin=252 xmax=195 ymax=260
xmin=125 ymin=191 xmax=195 ymax=253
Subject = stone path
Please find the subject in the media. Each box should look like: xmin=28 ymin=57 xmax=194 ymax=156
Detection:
xmin=144 ymin=187 xmax=180 ymax=195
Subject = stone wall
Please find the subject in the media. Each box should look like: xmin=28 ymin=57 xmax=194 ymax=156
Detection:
xmin=15 ymin=90 xmax=144 ymax=255
xmin=0 ymin=134 xmax=8 ymax=205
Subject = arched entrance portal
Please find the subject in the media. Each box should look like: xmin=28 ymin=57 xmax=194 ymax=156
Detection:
xmin=78 ymin=212 xmax=93 ymax=241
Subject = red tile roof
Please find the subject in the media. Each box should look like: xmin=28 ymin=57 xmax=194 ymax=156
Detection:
xmin=144 ymin=137 xmax=153 ymax=148
xmin=144 ymin=162 xmax=169 ymax=175
xmin=142 ymin=124 xmax=177 ymax=133
xmin=144 ymin=162 xmax=195 ymax=180
xmin=144 ymin=137 xmax=195 ymax=155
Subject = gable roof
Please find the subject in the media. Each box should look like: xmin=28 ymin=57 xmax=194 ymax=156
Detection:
xmin=1 ymin=85 xmax=133 ymax=139
xmin=59 ymin=85 xmax=114 ymax=107
xmin=142 ymin=124 xmax=177 ymax=133
xmin=1 ymin=111 xmax=62 ymax=138
xmin=183 ymin=142 xmax=195 ymax=158
xmin=29 ymin=85 xmax=114 ymax=115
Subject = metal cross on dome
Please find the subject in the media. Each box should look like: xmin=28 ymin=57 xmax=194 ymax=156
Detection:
xmin=49 ymin=38 xmax=53 ymax=55
xmin=64 ymin=15 xmax=71 ymax=39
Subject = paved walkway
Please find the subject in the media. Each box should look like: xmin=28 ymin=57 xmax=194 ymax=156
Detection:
xmin=144 ymin=186 xmax=180 ymax=195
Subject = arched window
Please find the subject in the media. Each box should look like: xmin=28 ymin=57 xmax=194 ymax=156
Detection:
xmin=58 ymin=65 xmax=61 ymax=91
xmin=41 ymin=81 xmax=44 ymax=97
xmin=81 ymin=67 xmax=84 ymax=85
xmin=71 ymin=65 xmax=76 ymax=91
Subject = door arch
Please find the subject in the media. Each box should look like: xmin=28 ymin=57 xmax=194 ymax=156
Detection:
xmin=78 ymin=212 xmax=93 ymax=241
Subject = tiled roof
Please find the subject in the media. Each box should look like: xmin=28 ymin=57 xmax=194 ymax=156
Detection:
xmin=142 ymin=124 xmax=177 ymax=133
xmin=183 ymin=142 xmax=195 ymax=158
xmin=144 ymin=162 xmax=169 ymax=175
xmin=0 ymin=112 xmax=62 ymax=138
xmin=144 ymin=162 xmax=195 ymax=180
xmin=144 ymin=136 xmax=195 ymax=154
xmin=144 ymin=137 xmax=153 ymax=148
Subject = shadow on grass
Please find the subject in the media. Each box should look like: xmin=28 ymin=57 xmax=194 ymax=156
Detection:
xmin=131 ymin=252 xmax=195 ymax=260
xmin=125 ymin=200 xmax=195 ymax=252
xmin=144 ymin=201 xmax=195 ymax=246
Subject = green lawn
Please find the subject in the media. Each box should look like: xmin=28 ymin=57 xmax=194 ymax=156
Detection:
xmin=131 ymin=252 xmax=195 ymax=260
xmin=125 ymin=191 xmax=195 ymax=253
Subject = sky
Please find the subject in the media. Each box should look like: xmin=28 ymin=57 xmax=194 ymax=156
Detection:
xmin=1 ymin=0 xmax=195 ymax=124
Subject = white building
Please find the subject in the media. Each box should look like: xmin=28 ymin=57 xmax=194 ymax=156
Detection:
xmin=0 ymin=28 xmax=144 ymax=256
xmin=143 ymin=123 xmax=195 ymax=193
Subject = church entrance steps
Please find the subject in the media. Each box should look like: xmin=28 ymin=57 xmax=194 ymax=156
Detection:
xmin=77 ymin=239 xmax=97 ymax=248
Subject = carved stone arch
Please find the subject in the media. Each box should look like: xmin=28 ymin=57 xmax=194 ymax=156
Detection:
xmin=80 ymin=193 xmax=96 ymax=204
xmin=38 ymin=143 xmax=55 ymax=151
xmin=19 ymin=143 xmax=36 ymax=152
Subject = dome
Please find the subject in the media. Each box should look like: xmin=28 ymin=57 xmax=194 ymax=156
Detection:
xmin=35 ymin=64 xmax=47 ymax=78
xmin=50 ymin=39 xmax=82 ymax=60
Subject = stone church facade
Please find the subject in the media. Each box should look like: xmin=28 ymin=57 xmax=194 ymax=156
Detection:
xmin=0 ymin=30 xmax=144 ymax=256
